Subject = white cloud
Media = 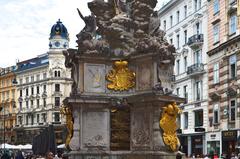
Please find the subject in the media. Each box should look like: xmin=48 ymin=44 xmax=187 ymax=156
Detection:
xmin=0 ymin=0 xmax=168 ymax=68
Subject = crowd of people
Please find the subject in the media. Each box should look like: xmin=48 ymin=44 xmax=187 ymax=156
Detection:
xmin=0 ymin=150 xmax=67 ymax=159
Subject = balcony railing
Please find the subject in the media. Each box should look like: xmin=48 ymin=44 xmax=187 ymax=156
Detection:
xmin=187 ymin=34 xmax=204 ymax=50
xmin=187 ymin=63 xmax=205 ymax=76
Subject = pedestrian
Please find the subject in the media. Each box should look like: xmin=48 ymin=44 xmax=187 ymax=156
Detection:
xmin=204 ymin=154 xmax=209 ymax=159
xmin=46 ymin=152 xmax=54 ymax=159
xmin=15 ymin=150 xmax=24 ymax=159
xmin=176 ymin=152 xmax=182 ymax=159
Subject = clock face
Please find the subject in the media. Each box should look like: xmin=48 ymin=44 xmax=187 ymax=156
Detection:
xmin=54 ymin=41 xmax=60 ymax=47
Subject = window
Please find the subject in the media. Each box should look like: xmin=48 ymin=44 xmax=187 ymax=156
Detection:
xmin=31 ymin=87 xmax=34 ymax=95
xmin=19 ymin=102 xmax=22 ymax=110
xmin=163 ymin=20 xmax=166 ymax=30
xmin=2 ymin=92 xmax=5 ymax=101
xmin=170 ymin=38 xmax=173 ymax=44
xmin=213 ymin=0 xmax=219 ymax=14
xmin=184 ymin=30 xmax=187 ymax=44
xmin=176 ymin=88 xmax=180 ymax=96
xmin=43 ymin=98 xmax=46 ymax=107
xmin=12 ymin=90 xmax=15 ymax=99
xmin=37 ymin=86 xmax=39 ymax=94
xmin=19 ymin=79 xmax=23 ymax=85
xmin=170 ymin=15 xmax=173 ymax=27
xmin=20 ymin=90 xmax=22 ymax=97
xmin=176 ymin=11 xmax=180 ymax=23
xmin=195 ymin=81 xmax=202 ymax=101
xmin=25 ymin=77 xmax=29 ymax=83
xmin=176 ymin=59 xmax=180 ymax=75
xmin=54 ymin=71 xmax=58 ymax=77
xmin=229 ymin=54 xmax=236 ymax=79
xmin=194 ymin=0 xmax=198 ymax=11
xmin=26 ymin=101 xmax=29 ymax=109
xmin=53 ymin=112 xmax=60 ymax=122
xmin=229 ymin=14 xmax=237 ymax=35
xmin=43 ymin=85 xmax=46 ymax=92
xmin=184 ymin=112 xmax=188 ymax=129
xmin=37 ymin=114 xmax=40 ymax=123
xmin=6 ymin=91 xmax=9 ymax=99
xmin=31 ymin=76 xmax=34 ymax=82
xmin=42 ymin=113 xmax=46 ymax=122
xmin=184 ymin=85 xmax=188 ymax=103
xmin=195 ymin=110 xmax=203 ymax=127
xmin=198 ymin=0 xmax=201 ymax=9
xmin=18 ymin=116 xmax=22 ymax=125
xmin=36 ymin=74 xmax=40 ymax=81
xmin=55 ymin=97 xmax=60 ymax=107
xmin=31 ymin=100 xmax=33 ymax=107
xmin=213 ymin=63 xmax=219 ymax=84
xmin=196 ymin=22 xmax=200 ymax=34
xmin=26 ymin=88 xmax=29 ymax=96
xmin=37 ymin=99 xmax=40 ymax=108
xmin=184 ymin=5 xmax=187 ymax=18
xmin=177 ymin=34 xmax=180 ymax=48
xmin=54 ymin=71 xmax=61 ymax=77
xmin=26 ymin=116 xmax=29 ymax=125
xmin=194 ymin=49 xmax=202 ymax=64
xmin=229 ymin=99 xmax=236 ymax=121
xmin=55 ymin=84 xmax=60 ymax=92
xmin=43 ymin=73 xmax=47 ymax=79
xmin=213 ymin=104 xmax=219 ymax=124
xmin=184 ymin=56 xmax=187 ymax=72
xmin=213 ymin=24 xmax=220 ymax=43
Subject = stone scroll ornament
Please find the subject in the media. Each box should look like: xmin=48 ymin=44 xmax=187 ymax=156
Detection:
xmin=106 ymin=61 xmax=135 ymax=91
xmin=159 ymin=102 xmax=182 ymax=152
xmin=60 ymin=106 xmax=73 ymax=150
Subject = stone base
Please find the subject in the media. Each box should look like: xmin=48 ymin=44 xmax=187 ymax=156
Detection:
xmin=66 ymin=151 xmax=183 ymax=159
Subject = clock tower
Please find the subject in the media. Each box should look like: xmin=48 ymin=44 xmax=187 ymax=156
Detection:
xmin=49 ymin=19 xmax=69 ymax=50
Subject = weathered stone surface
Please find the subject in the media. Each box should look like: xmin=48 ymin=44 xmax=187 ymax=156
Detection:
xmin=82 ymin=110 xmax=109 ymax=149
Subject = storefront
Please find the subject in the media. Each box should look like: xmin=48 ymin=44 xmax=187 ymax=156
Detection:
xmin=191 ymin=135 xmax=204 ymax=157
xmin=222 ymin=130 xmax=237 ymax=158
xmin=206 ymin=132 xmax=221 ymax=157
xmin=179 ymin=135 xmax=188 ymax=156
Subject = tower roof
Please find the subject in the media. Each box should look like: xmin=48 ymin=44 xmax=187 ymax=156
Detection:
xmin=50 ymin=19 xmax=69 ymax=40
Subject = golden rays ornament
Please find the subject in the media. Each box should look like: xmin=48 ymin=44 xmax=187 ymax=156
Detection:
xmin=106 ymin=61 xmax=135 ymax=91
xmin=159 ymin=102 xmax=182 ymax=152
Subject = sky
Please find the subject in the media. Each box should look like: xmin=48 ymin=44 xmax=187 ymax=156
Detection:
xmin=0 ymin=0 xmax=170 ymax=68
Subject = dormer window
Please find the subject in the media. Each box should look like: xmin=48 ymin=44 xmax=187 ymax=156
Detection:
xmin=54 ymin=70 xmax=61 ymax=77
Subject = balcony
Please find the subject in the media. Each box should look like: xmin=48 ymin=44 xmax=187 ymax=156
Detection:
xmin=187 ymin=34 xmax=204 ymax=50
xmin=187 ymin=63 xmax=205 ymax=77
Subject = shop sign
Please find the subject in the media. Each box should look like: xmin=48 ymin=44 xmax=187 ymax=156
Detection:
xmin=222 ymin=130 xmax=237 ymax=141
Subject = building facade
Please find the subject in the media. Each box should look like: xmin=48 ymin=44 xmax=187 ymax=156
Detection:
xmin=14 ymin=20 xmax=72 ymax=144
xmin=159 ymin=0 xmax=208 ymax=157
xmin=207 ymin=0 xmax=240 ymax=157
xmin=0 ymin=66 xmax=17 ymax=144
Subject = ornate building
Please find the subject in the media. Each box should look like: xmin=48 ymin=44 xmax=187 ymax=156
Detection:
xmin=0 ymin=66 xmax=17 ymax=144
xmin=159 ymin=0 xmax=209 ymax=157
xmin=207 ymin=0 xmax=240 ymax=157
xmin=14 ymin=20 xmax=72 ymax=144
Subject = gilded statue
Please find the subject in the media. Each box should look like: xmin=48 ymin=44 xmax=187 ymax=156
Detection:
xmin=60 ymin=106 xmax=73 ymax=150
xmin=159 ymin=102 xmax=181 ymax=152
xmin=106 ymin=61 xmax=135 ymax=91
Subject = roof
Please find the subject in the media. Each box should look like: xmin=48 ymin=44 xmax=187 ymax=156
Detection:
xmin=16 ymin=54 xmax=49 ymax=73
xmin=158 ymin=0 xmax=178 ymax=15
xmin=49 ymin=19 xmax=69 ymax=40
xmin=0 ymin=66 xmax=17 ymax=76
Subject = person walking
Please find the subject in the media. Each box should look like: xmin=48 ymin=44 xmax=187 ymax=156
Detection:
xmin=15 ymin=150 xmax=24 ymax=159
xmin=46 ymin=152 xmax=54 ymax=159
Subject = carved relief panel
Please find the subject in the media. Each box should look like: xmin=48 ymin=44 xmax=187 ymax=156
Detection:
xmin=131 ymin=108 xmax=152 ymax=149
xmin=84 ymin=64 xmax=105 ymax=93
xmin=157 ymin=63 xmax=174 ymax=92
xmin=82 ymin=110 xmax=109 ymax=149
xmin=137 ymin=63 xmax=151 ymax=90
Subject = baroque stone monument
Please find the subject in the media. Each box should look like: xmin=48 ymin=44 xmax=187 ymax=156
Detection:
xmin=63 ymin=0 xmax=184 ymax=158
